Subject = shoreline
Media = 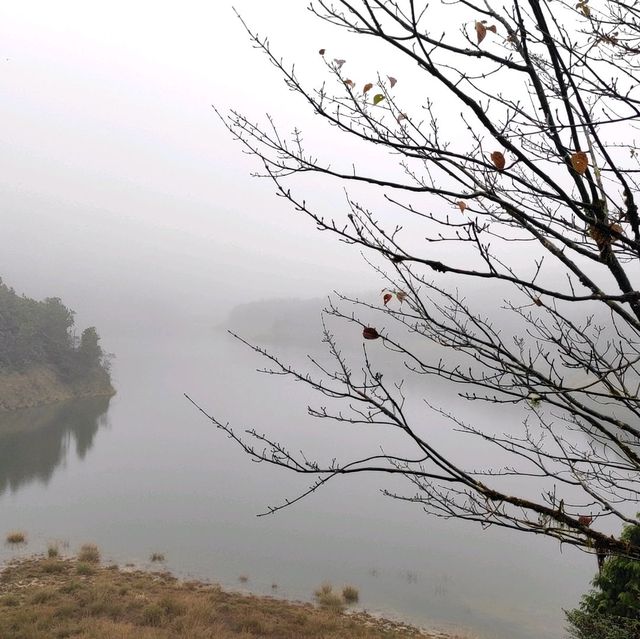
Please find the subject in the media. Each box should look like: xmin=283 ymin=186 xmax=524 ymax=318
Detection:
xmin=0 ymin=365 xmax=115 ymax=412
xmin=0 ymin=555 xmax=466 ymax=639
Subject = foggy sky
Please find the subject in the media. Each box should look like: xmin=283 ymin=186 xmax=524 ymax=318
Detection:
xmin=1 ymin=1 xmax=375 ymax=334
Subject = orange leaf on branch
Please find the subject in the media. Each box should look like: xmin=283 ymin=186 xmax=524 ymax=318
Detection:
xmin=457 ymin=201 xmax=467 ymax=212
xmin=363 ymin=82 xmax=373 ymax=93
xmin=362 ymin=327 xmax=380 ymax=340
xmin=383 ymin=293 xmax=393 ymax=306
xmin=571 ymin=151 xmax=588 ymax=175
xmin=490 ymin=151 xmax=506 ymax=171
xmin=475 ymin=21 xmax=487 ymax=44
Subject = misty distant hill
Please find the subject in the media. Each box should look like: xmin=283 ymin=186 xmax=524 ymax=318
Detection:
xmin=220 ymin=284 xmax=617 ymax=388
xmin=221 ymin=281 xmax=521 ymax=350
xmin=220 ymin=293 xmax=435 ymax=362
xmin=221 ymin=294 xmax=476 ymax=387
xmin=222 ymin=297 xmax=330 ymax=347
xmin=221 ymin=286 xmax=524 ymax=352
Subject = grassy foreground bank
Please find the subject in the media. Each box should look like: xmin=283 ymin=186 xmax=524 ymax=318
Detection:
xmin=0 ymin=556 xmax=456 ymax=639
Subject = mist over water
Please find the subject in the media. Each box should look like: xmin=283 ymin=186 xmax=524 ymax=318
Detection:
xmin=0 ymin=2 xmax=602 ymax=638
xmin=0 ymin=313 xmax=593 ymax=639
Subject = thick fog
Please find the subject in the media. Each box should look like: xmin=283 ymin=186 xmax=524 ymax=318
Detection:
xmin=1 ymin=5 xmax=607 ymax=638
xmin=1 ymin=1 xmax=378 ymax=335
xmin=1 ymin=1 xmax=577 ymax=337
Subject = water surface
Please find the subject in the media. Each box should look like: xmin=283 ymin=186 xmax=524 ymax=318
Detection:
xmin=0 ymin=330 xmax=593 ymax=639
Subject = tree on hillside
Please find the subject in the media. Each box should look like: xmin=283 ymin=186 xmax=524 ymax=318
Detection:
xmin=78 ymin=327 xmax=103 ymax=370
xmin=567 ymin=521 xmax=640 ymax=637
xmin=38 ymin=297 xmax=76 ymax=375
xmin=0 ymin=279 xmax=110 ymax=381
xmin=200 ymin=0 xmax=640 ymax=565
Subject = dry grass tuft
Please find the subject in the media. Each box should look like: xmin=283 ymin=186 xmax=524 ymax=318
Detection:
xmin=141 ymin=603 xmax=165 ymax=626
xmin=0 ymin=557 xmax=439 ymax=639
xmin=47 ymin=544 xmax=60 ymax=559
xmin=78 ymin=544 xmax=100 ymax=564
xmin=5 ymin=531 xmax=26 ymax=545
xmin=30 ymin=587 xmax=57 ymax=604
xmin=158 ymin=594 xmax=186 ymax=616
xmin=59 ymin=580 xmax=82 ymax=594
xmin=342 ymin=585 xmax=360 ymax=604
xmin=238 ymin=575 xmax=249 ymax=583
xmin=150 ymin=552 xmax=165 ymax=563
xmin=41 ymin=560 xmax=66 ymax=574
xmin=76 ymin=562 xmax=96 ymax=576
xmin=313 ymin=583 xmax=345 ymax=612
xmin=0 ymin=595 xmax=19 ymax=607
xmin=314 ymin=582 xmax=333 ymax=597
xmin=315 ymin=590 xmax=345 ymax=612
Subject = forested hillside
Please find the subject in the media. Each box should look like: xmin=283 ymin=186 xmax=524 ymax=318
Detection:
xmin=0 ymin=278 xmax=113 ymax=409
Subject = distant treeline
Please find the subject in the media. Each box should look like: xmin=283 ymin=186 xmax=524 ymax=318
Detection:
xmin=0 ymin=278 xmax=110 ymax=381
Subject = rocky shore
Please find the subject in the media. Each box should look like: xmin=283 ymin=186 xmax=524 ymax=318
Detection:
xmin=0 ymin=365 xmax=114 ymax=412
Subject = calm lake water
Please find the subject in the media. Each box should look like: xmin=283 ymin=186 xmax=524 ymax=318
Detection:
xmin=0 ymin=328 xmax=593 ymax=639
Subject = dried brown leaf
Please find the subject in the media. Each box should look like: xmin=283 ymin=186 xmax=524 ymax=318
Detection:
xmin=571 ymin=151 xmax=588 ymax=175
xmin=475 ymin=21 xmax=487 ymax=44
xmin=362 ymin=327 xmax=380 ymax=340
xmin=490 ymin=151 xmax=506 ymax=171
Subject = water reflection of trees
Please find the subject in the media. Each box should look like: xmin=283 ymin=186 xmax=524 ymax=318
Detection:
xmin=0 ymin=396 xmax=111 ymax=495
